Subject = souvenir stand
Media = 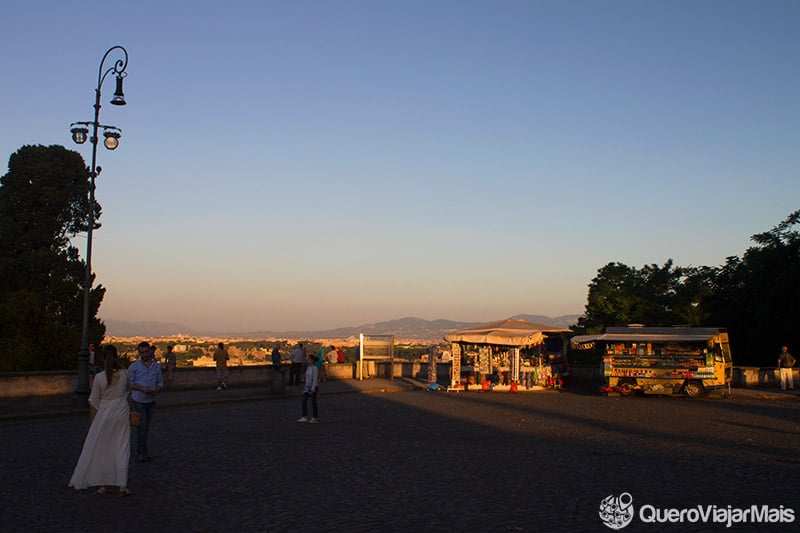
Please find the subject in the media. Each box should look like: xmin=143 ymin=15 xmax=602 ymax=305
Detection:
xmin=444 ymin=318 xmax=572 ymax=392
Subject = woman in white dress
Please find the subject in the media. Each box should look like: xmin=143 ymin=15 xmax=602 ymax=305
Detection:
xmin=69 ymin=345 xmax=131 ymax=496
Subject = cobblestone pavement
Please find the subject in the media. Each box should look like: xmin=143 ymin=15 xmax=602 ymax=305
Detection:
xmin=1 ymin=384 xmax=798 ymax=532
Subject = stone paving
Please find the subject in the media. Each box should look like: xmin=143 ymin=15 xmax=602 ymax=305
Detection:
xmin=0 ymin=381 xmax=798 ymax=532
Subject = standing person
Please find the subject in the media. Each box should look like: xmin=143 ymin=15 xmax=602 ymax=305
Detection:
xmin=88 ymin=343 xmax=97 ymax=389
xmin=69 ymin=345 xmax=131 ymax=496
xmin=289 ymin=343 xmax=306 ymax=387
xmin=271 ymin=343 xmax=283 ymax=378
xmin=778 ymin=346 xmax=795 ymax=391
xmin=164 ymin=344 xmax=176 ymax=387
xmin=214 ymin=342 xmax=230 ymax=390
xmin=129 ymin=341 xmax=163 ymax=463
xmin=271 ymin=343 xmax=282 ymax=367
xmin=89 ymin=342 xmax=97 ymax=375
xmin=88 ymin=343 xmax=96 ymax=369
xmin=317 ymin=345 xmax=327 ymax=383
xmin=336 ymin=346 xmax=345 ymax=363
xmin=298 ymin=354 xmax=319 ymax=423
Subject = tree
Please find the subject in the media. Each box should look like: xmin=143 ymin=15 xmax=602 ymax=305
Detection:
xmin=0 ymin=145 xmax=106 ymax=371
xmin=672 ymin=265 xmax=714 ymax=326
xmin=577 ymin=262 xmax=639 ymax=333
xmin=578 ymin=260 xmax=711 ymax=333
xmin=704 ymin=210 xmax=800 ymax=365
xmin=579 ymin=211 xmax=800 ymax=366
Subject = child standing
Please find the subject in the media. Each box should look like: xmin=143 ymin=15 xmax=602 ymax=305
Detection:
xmin=298 ymin=354 xmax=319 ymax=423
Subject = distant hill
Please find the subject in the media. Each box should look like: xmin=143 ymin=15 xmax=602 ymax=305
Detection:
xmin=105 ymin=314 xmax=582 ymax=340
xmin=244 ymin=317 xmax=483 ymax=341
xmin=104 ymin=320 xmax=195 ymax=338
xmin=509 ymin=314 xmax=581 ymax=329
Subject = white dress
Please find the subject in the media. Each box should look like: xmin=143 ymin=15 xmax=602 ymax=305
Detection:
xmin=68 ymin=368 xmax=131 ymax=490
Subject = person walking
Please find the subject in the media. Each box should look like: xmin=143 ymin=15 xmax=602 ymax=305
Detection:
xmin=289 ymin=343 xmax=306 ymax=387
xmin=129 ymin=341 xmax=163 ymax=463
xmin=214 ymin=342 xmax=230 ymax=390
xmin=69 ymin=345 xmax=131 ymax=496
xmin=778 ymin=346 xmax=795 ymax=391
xmin=298 ymin=353 xmax=320 ymax=423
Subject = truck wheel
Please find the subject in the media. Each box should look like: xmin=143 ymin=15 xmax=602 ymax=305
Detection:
xmin=617 ymin=380 xmax=635 ymax=396
xmin=683 ymin=380 xmax=705 ymax=398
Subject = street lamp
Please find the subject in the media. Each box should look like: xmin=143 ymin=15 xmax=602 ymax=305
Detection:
xmin=70 ymin=45 xmax=128 ymax=394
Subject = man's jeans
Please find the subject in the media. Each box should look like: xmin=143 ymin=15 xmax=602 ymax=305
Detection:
xmin=779 ymin=368 xmax=794 ymax=390
xmin=133 ymin=401 xmax=156 ymax=457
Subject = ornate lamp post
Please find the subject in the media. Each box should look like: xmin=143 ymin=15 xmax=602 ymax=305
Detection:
xmin=70 ymin=46 xmax=128 ymax=393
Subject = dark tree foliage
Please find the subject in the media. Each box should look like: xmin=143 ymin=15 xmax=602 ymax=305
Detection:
xmin=578 ymin=210 xmax=800 ymax=366
xmin=0 ymin=145 xmax=106 ymax=371
xmin=577 ymin=262 xmax=637 ymax=332
xmin=703 ymin=210 xmax=800 ymax=365
xmin=578 ymin=260 xmax=710 ymax=333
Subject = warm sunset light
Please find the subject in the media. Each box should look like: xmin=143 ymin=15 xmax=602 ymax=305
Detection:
xmin=1 ymin=2 xmax=798 ymax=336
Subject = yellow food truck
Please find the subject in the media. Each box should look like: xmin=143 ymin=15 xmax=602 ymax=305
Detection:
xmin=573 ymin=326 xmax=733 ymax=398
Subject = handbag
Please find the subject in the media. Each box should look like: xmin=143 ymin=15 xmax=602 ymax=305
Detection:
xmin=130 ymin=411 xmax=141 ymax=427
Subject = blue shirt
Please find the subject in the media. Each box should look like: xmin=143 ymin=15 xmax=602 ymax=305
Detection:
xmin=129 ymin=359 xmax=164 ymax=404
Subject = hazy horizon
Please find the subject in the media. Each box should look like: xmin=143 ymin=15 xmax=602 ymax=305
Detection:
xmin=102 ymin=312 xmax=584 ymax=337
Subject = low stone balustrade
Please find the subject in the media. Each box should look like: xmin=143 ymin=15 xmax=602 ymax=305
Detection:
xmin=0 ymin=363 xmax=795 ymax=398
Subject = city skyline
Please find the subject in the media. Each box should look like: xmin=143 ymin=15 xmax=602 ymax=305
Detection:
xmin=1 ymin=1 xmax=798 ymax=331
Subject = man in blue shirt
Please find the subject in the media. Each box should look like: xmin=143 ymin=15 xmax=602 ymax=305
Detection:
xmin=129 ymin=341 xmax=164 ymax=462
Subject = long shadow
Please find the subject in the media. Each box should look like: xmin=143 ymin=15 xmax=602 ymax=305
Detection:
xmin=560 ymin=376 xmax=800 ymax=427
xmin=418 ymin=385 xmax=800 ymax=466
xmin=5 ymin=379 xmax=800 ymax=532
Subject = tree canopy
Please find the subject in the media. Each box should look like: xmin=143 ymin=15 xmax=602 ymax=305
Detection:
xmin=578 ymin=260 xmax=711 ymax=331
xmin=0 ymin=145 xmax=106 ymax=371
xmin=578 ymin=210 xmax=800 ymax=366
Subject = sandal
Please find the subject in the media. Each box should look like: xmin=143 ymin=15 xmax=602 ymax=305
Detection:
xmin=96 ymin=487 xmax=106 ymax=495
xmin=119 ymin=487 xmax=130 ymax=497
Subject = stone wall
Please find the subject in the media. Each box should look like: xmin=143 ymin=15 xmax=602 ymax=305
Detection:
xmin=0 ymin=362 xmax=447 ymax=398
xmin=0 ymin=363 xmax=795 ymax=398
xmin=734 ymin=366 xmax=797 ymax=388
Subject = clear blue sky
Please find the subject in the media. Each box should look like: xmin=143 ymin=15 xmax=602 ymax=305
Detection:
xmin=1 ymin=1 xmax=798 ymax=332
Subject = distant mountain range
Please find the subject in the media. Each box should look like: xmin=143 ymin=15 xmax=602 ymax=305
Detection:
xmin=104 ymin=314 xmax=582 ymax=340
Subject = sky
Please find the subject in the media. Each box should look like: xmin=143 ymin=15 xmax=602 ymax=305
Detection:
xmin=1 ymin=1 xmax=798 ymax=332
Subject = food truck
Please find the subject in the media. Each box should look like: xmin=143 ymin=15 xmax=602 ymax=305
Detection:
xmin=572 ymin=326 xmax=733 ymax=397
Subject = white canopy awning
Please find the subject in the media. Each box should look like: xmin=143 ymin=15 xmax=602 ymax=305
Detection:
xmin=571 ymin=327 xmax=724 ymax=347
xmin=444 ymin=318 xmax=571 ymax=347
